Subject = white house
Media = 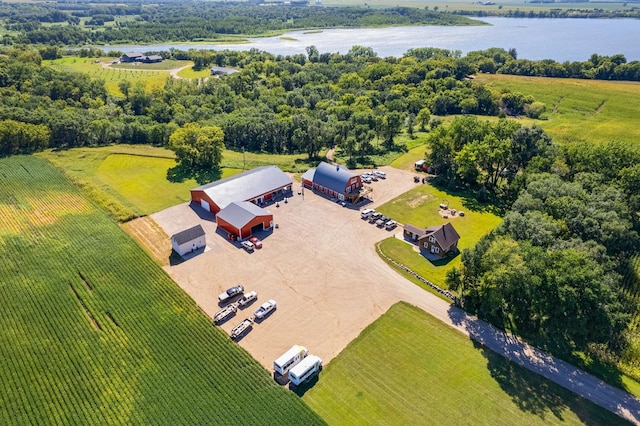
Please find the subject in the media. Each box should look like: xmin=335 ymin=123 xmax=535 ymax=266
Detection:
xmin=171 ymin=225 xmax=206 ymax=256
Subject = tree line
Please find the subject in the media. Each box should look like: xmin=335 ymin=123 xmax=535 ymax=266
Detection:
xmin=0 ymin=3 xmax=476 ymax=46
xmin=0 ymin=46 xmax=536 ymax=162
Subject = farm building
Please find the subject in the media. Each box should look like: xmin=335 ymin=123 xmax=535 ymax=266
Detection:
xmin=216 ymin=201 xmax=273 ymax=241
xmin=404 ymin=223 xmax=460 ymax=258
xmin=120 ymin=52 xmax=144 ymax=62
xmin=190 ymin=166 xmax=292 ymax=214
xmin=143 ymin=55 xmax=163 ymax=63
xmin=171 ymin=224 xmax=206 ymax=256
xmin=301 ymin=162 xmax=362 ymax=201
xmin=119 ymin=53 xmax=163 ymax=63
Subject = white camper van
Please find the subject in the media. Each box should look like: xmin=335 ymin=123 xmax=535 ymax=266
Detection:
xmin=288 ymin=355 xmax=322 ymax=386
xmin=274 ymin=345 xmax=308 ymax=377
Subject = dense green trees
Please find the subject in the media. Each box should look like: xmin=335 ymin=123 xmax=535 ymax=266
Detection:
xmin=448 ymin=171 xmax=638 ymax=353
xmin=169 ymin=123 xmax=224 ymax=169
xmin=425 ymin=116 xmax=553 ymax=193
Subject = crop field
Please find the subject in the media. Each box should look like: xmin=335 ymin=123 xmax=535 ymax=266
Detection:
xmin=0 ymin=156 xmax=324 ymax=425
xmin=303 ymin=302 xmax=627 ymax=426
xmin=475 ymin=74 xmax=640 ymax=146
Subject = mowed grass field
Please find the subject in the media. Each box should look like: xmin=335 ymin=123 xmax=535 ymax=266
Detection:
xmin=41 ymin=145 xmax=316 ymax=221
xmin=475 ymin=74 xmax=640 ymax=145
xmin=375 ymin=182 xmax=502 ymax=286
xmin=0 ymin=156 xmax=324 ymax=425
xmin=304 ymin=302 xmax=626 ymax=425
xmin=45 ymin=57 xmax=183 ymax=95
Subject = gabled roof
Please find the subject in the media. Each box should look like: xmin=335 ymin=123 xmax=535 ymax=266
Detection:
xmin=312 ymin=161 xmax=356 ymax=194
xmin=171 ymin=225 xmax=205 ymax=245
xmin=144 ymin=55 xmax=163 ymax=61
xmin=404 ymin=224 xmax=426 ymax=236
xmin=122 ymin=52 xmax=143 ymax=58
xmin=419 ymin=223 xmax=460 ymax=250
xmin=216 ymin=202 xmax=271 ymax=229
xmin=192 ymin=166 xmax=292 ymax=210
xmin=301 ymin=168 xmax=315 ymax=182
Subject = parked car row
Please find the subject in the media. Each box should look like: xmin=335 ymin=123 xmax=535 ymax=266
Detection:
xmin=215 ymin=285 xmax=278 ymax=339
xmin=241 ymin=236 xmax=263 ymax=252
xmin=360 ymin=209 xmax=397 ymax=230
xmin=360 ymin=170 xmax=386 ymax=184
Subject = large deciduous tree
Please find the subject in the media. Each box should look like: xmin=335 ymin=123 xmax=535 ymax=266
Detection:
xmin=169 ymin=123 xmax=224 ymax=169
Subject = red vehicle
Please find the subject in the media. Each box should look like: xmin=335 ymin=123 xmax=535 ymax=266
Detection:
xmin=249 ymin=237 xmax=262 ymax=249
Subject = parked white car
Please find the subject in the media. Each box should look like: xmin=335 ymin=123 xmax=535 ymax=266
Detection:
xmin=385 ymin=220 xmax=397 ymax=230
xmin=254 ymin=299 xmax=277 ymax=319
xmin=241 ymin=241 xmax=255 ymax=252
xmin=374 ymin=170 xmax=386 ymax=179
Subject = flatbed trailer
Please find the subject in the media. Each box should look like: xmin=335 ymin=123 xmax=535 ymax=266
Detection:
xmin=213 ymin=303 xmax=238 ymax=324
xmin=230 ymin=317 xmax=254 ymax=340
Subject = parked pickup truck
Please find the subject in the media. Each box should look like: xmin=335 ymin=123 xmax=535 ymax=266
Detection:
xmin=218 ymin=284 xmax=244 ymax=303
xmin=238 ymin=291 xmax=258 ymax=307
xmin=368 ymin=212 xmax=382 ymax=223
xmin=254 ymin=299 xmax=277 ymax=319
xmin=213 ymin=303 xmax=238 ymax=323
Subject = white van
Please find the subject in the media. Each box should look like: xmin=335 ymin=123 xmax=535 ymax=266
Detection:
xmin=360 ymin=208 xmax=375 ymax=219
xmin=274 ymin=345 xmax=308 ymax=376
xmin=288 ymin=355 xmax=322 ymax=386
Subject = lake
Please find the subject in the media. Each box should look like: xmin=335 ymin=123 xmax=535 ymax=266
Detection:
xmin=102 ymin=18 xmax=640 ymax=62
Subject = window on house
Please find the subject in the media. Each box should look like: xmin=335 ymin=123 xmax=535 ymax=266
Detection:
xmin=429 ymin=236 xmax=436 ymax=243
xmin=423 ymin=242 xmax=428 ymax=248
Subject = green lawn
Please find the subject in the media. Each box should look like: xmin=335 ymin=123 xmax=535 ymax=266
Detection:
xmin=475 ymin=74 xmax=640 ymax=146
xmin=0 ymin=156 xmax=324 ymax=425
xmin=40 ymin=145 xmax=317 ymax=221
xmin=375 ymin=182 xmax=502 ymax=286
xmin=46 ymin=57 xmax=173 ymax=95
xmin=303 ymin=302 xmax=628 ymax=426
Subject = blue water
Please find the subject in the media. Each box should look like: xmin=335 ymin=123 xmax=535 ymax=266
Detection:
xmin=102 ymin=18 xmax=640 ymax=62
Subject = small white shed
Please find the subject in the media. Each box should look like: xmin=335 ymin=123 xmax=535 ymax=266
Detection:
xmin=171 ymin=225 xmax=206 ymax=256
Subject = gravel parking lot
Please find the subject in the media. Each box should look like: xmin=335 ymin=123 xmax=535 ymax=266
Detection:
xmin=152 ymin=166 xmax=426 ymax=368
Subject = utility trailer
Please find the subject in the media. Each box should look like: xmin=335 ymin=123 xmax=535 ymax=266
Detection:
xmin=230 ymin=317 xmax=254 ymax=340
xmin=213 ymin=303 xmax=238 ymax=324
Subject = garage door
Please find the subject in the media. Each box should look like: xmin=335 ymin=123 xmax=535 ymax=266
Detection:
xmin=201 ymin=200 xmax=210 ymax=212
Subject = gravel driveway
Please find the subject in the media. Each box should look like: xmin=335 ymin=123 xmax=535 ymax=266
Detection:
xmin=151 ymin=165 xmax=640 ymax=424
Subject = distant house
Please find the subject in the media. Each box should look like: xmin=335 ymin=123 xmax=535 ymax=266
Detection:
xmin=404 ymin=223 xmax=460 ymax=258
xmin=120 ymin=52 xmax=144 ymax=63
xmin=171 ymin=225 xmax=206 ymax=256
xmin=119 ymin=53 xmax=163 ymax=63
xmin=210 ymin=66 xmax=238 ymax=76
xmin=301 ymin=161 xmax=362 ymax=201
xmin=142 ymin=55 xmax=163 ymax=63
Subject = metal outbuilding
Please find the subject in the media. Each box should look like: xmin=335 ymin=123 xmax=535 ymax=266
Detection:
xmin=171 ymin=224 xmax=206 ymax=256
xmin=216 ymin=201 xmax=273 ymax=241
xmin=190 ymin=166 xmax=292 ymax=214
